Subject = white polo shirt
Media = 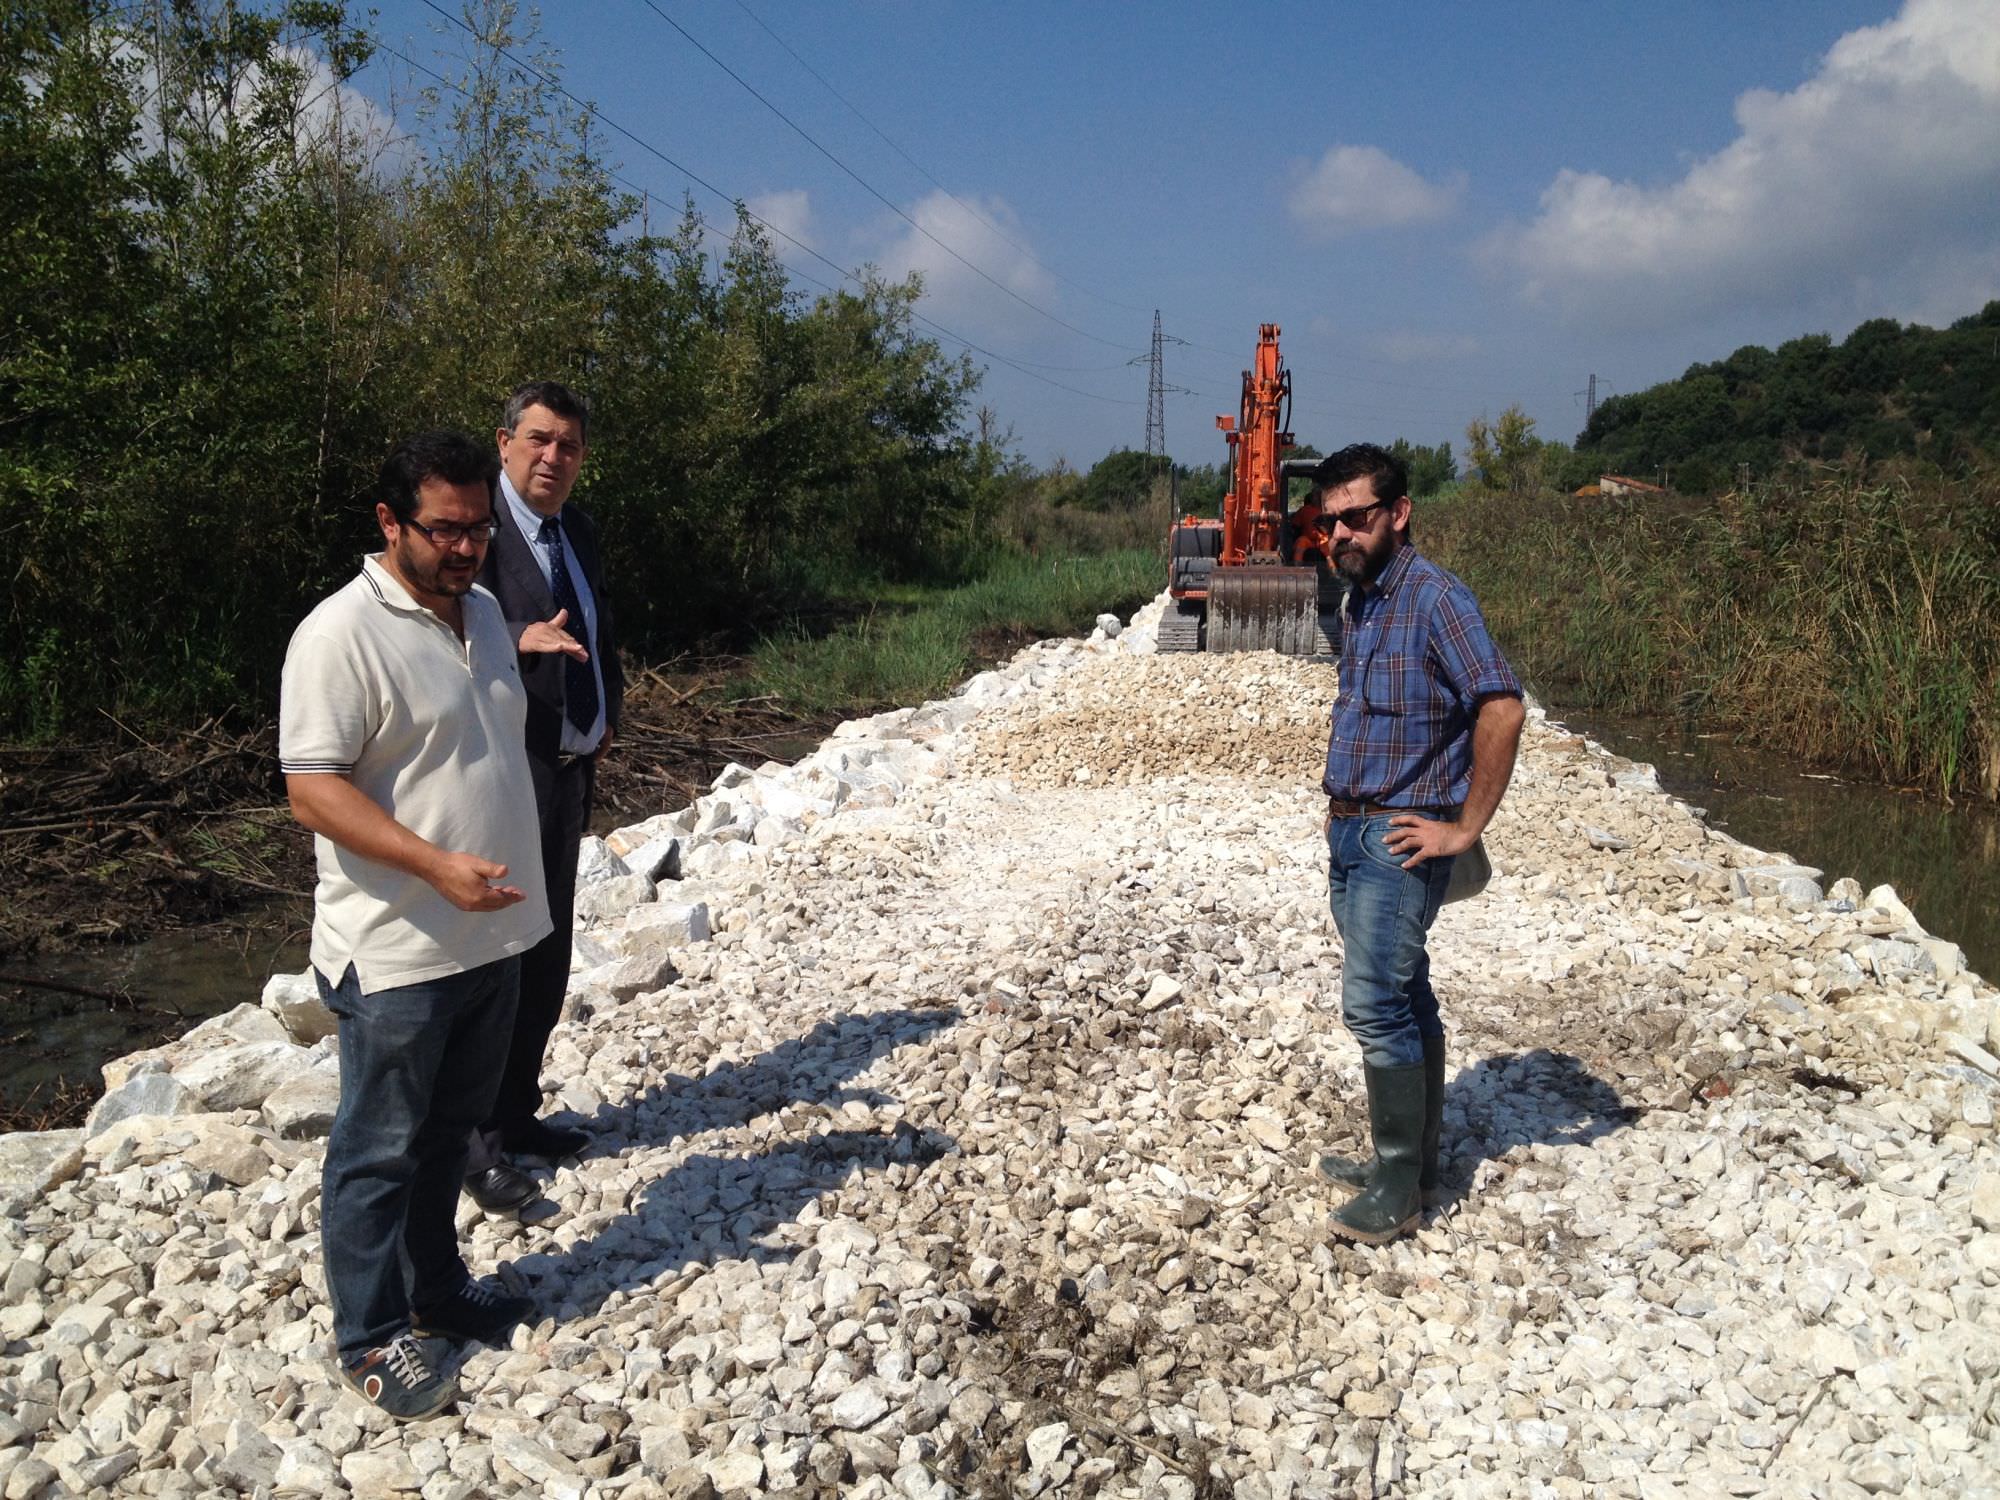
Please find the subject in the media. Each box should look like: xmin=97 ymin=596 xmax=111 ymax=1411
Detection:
xmin=280 ymin=554 xmax=552 ymax=994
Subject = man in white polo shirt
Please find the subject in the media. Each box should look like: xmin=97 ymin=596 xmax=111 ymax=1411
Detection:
xmin=281 ymin=430 xmax=559 ymax=1420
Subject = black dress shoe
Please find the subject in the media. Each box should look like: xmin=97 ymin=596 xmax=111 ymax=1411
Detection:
xmin=501 ymin=1118 xmax=589 ymax=1159
xmin=462 ymin=1163 xmax=538 ymax=1213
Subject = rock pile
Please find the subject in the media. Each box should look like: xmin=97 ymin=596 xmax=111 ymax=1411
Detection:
xmin=2 ymin=597 xmax=1997 ymax=1498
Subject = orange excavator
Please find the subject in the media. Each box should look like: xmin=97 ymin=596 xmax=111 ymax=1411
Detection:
xmin=1159 ymin=323 xmax=1339 ymax=654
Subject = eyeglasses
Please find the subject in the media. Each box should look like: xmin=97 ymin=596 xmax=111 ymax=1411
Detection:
xmin=403 ymin=519 xmax=496 ymax=547
xmin=1322 ymin=499 xmax=1390 ymax=532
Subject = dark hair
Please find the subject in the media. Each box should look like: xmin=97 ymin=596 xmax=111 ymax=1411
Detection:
xmin=1312 ymin=443 xmax=1407 ymax=504
xmin=377 ymin=431 xmax=499 ymax=524
xmin=502 ymin=380 xmax=589 ymax=443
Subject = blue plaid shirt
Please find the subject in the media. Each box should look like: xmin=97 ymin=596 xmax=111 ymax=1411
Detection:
xmin=1322 ymin=545 xmax=1522 ymax=808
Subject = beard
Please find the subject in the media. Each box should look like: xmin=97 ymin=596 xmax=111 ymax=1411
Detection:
xmin=1334 ymin=532 xmax=1392 ymax=585
xmin=394 ymin=534 xmax=480 ymax=598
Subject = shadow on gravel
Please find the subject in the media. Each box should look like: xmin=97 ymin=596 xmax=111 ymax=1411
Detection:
xmin=510 ymin=1006 xmax=961 ymax=1324
xmin=579 ymin=1005 xmax=960 ymax=1151
xmin=1435 ymin=1047 xmax=1643 ymax=1206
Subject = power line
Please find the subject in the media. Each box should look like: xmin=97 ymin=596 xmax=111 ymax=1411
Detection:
xmin=631 ymin=0 xmax=1137 ymax=353
xmin=726 ymin=0 xmax=1162 ymax=324
xmin=410 ymin=6 xmax=1503 ymax=415
xmin=399 ymin=1 xmax=1140 ymax=407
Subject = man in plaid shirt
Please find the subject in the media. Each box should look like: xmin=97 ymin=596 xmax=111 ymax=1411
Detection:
xmin=1311 ymin=443 xmax=1526 ymax=1245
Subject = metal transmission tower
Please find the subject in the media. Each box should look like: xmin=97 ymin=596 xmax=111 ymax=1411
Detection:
xmin=1144 ymin=311 xmax=1168 ymax=459
xmin=1129 ymin=311 xmax=1188 ymax=503
xmin=1586 ymin=373 xmax=1599 ymax=425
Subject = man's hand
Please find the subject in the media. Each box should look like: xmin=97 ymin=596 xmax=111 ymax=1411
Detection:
xmin=426 ymin=851 xmax=526 ymax=912
xmin=1384 ymin=814 xmax=1477 ymax=869
xmin=289 ymin=773 xmax=527 ymax=915
xmin=593 ymin=721 xmax=615 ymax=764
xmin=520 ymin=607 xmax=589 ymax=661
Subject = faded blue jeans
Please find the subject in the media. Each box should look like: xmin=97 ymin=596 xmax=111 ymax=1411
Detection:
xmin=1326 ymin=814 xmax=1455 ymax=1068
xmin=317 ymin=956 xmax=519 ymax=1363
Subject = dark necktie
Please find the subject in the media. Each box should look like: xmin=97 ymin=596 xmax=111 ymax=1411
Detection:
xmin=537 ymin=515 xmax=599 ymax=739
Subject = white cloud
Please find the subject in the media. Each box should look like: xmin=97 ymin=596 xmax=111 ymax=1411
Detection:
xmin=1376 ymin=330 xmax=1481 ymax=363
xmin=111 ymin=40 xmax=406 ymax=176
xmin=863 ymin=190 xmax=1054 ymax=328
xmin=1483 ymin=0 xmax=2000 ymax=328
xmin=1286 ymin=145 xmax=1464 ymax=236
xmin=746 ymin=189 xmax=814 ymax=253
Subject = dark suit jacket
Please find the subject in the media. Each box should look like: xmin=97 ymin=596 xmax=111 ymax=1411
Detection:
xmin=479 ymin=498 xmax=624 ymax=782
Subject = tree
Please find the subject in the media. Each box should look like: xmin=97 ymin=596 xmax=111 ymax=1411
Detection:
xmin=0 ymin=0 xmax=1001 ymax=732
xmin=1464 ymin=406 xmax=1548 ymax=495
xmin=1388 ymin=438 xmax=1456 ymax=497
xmin=1073 ymin=448 xmax=1160 ymax=511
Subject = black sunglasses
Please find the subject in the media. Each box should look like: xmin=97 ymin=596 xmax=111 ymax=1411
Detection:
xmin=1322 ymin=499 xmax=1390 ymax=532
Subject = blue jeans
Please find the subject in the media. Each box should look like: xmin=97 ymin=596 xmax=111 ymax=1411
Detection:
xmin=1326 ymin=815 xmax=1454 ymax=1068
xmin=317 ymin=956 xmax=519 ymax=1362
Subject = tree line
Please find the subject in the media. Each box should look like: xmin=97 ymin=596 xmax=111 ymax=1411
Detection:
xmin=1 ymin=0 xmax=1029 ymax=738
xmin=1574 ymin=304 xmax=2000 ymax=495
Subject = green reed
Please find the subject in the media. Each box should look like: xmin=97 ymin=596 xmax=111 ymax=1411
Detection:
xmin=1423 ymin=464 xmax=2000 ymax=801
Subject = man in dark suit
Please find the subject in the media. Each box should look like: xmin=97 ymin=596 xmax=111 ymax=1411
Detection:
xmin=463 ymin=380 xmax=624 ymax=1211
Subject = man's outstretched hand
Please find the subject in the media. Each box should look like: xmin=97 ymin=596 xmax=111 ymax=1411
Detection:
xmin=520 ymin=607 xmax=589 ymax=661
xmin=428 ymin=852 xmax=527 ymax=911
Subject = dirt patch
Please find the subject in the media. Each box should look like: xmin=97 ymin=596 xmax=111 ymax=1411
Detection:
xmin=0 ymin=662 xmax=839 ymax=1130
xmin=0 ymin=722 xmax=310 ymax=961
xmin=590 ymin=659 xmax=840 ymax=827
xmin=969 ymin=623 xmax=1049 ymax=666
xmin=0 ymin=665 xmax=834 ymax=963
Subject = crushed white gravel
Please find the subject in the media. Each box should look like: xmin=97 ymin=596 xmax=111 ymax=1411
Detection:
xmin=2 ymin=596 xmax=1997 ymax=1499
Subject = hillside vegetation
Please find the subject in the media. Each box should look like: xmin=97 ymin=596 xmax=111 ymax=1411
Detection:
xmin=1575 ymin=304 xmax=2000 ymax=493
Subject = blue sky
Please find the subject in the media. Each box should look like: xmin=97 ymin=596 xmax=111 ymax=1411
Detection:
xmin=346 ymin=0 xmax=2000 ymax=470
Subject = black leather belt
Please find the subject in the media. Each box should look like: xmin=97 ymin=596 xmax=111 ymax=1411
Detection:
xmin=557 ymin=751 xmax=592 ymax=769
xmin=1326 ymin=798 xmax=1455 ymax=819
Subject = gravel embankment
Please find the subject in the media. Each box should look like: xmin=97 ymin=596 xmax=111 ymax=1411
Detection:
xmin=2 ymin=597 xmax=1996 ymax=1499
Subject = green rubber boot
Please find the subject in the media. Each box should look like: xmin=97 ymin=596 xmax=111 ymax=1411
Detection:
xmin=1327 ymin=1062 xmax=1427 ymax=1245
xmin=1418 ymin=1032 xmax=1446 ymax=1200
xmin=1317 ymin=1035 xmax=1448 ymax=1206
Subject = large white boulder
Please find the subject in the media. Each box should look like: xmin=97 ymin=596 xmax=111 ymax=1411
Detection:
xmin=573 ymin=836 xmax=631 ymax=888
xmin=605 ymin=808 xmax=695 ymax=855
xmin=622 ymin=901 xmax=713 ymax=948
xmin=692 ymin=798 xmax=743 ymax=837
xmin=0 ymin=1129 xmax=84 ymax=1216
xmin=84 ymin=1073 xmax=198 ymax=1139
xmin=102 ymin=1002 xmax=287 ymax=1091
xmin=681 ymin=840 xmax=755 ymax=878
xmin=261 ymin=1063 xmax=342 ymax=1139
xmin=622 ymin=833 xmax=682 ymax=882
xmin=174 ymin=1040 xmax=322 ymax=1113
xmin=573 ymin=872 xmax=655 ymax=928
xmin=261 ymin=970 xmax=335 ymax=1045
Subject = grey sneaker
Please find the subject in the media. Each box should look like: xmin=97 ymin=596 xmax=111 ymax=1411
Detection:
xmin=413 ymin=1278 xmax=534 ymax=1345
xmin=341 ymin=1331 xmax=457 ymax=1420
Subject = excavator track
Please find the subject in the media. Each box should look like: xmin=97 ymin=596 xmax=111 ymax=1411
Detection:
xmin=1157 ymin=599 xmax=1206 ymax=652
xmin=1207 ymin=566 xmax=1321 ymax=654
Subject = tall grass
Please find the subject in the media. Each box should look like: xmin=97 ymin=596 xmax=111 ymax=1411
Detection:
xmin=748 ymin=549 xmax=1160 ymax=714
xmin=1423 ymin=462 xmax=2000 ymax=801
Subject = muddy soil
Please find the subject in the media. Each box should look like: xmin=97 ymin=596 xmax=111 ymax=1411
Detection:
xmin=0 ymin=664 xmax=838 ymax=1130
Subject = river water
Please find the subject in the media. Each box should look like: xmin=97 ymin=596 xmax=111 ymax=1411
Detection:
xmin=0 ymin=918 xmax=308 ymax=1120
xmin=1551 ymin=708 xmax=2000 ymax=985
